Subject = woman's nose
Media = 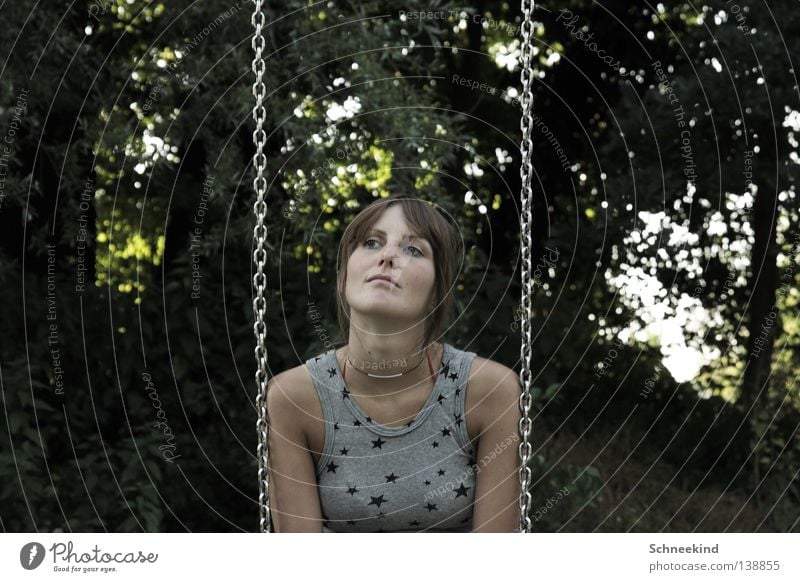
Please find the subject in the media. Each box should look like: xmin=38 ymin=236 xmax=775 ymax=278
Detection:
xmin=379 ymin=243 xmax=399 ymax=264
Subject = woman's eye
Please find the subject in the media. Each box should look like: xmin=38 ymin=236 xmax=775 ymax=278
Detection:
xmin=364 ymin=238 xmax=423 ymax=256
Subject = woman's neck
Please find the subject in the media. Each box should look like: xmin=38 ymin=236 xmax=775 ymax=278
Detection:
xmin=337 ymin=338 xmax=442 ymax=397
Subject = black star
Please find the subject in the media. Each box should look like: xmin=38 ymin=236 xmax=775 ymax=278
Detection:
xmin=341 ymin=387 xmax=351 ymax=399
xmin=437 ymin=394 xmax=447 ymax=405
xmin=406 ymin=419 xmax=414 ymax=427
xmin=326 ymin=461 xmax=339 ymax=473
xmin=454 ymin=484 xmax=471 ymax=498
xmin=368 ymin=494 xmax=387 ymax=508
xmin=441 ymin=427 xmax=452 ymax=437
xmin=454 ymin=413 xmax=463 ymax=427
xmin=455 ymin=387 xmax=461 ymax=396
xmin=449 ymin=372 xmax=458 ymax=381
xmin=346 ymin=486 xmax=359 ymax=496
xmin=333 ymin=422 xmax=340 ymax=431
xmin=431 ymin=441 xmax=440 ymax=448
xmin=439 ymin=362 xmax=450 ymax=377
xmin=385 ymin=473 xmax=399 ymax=483
xmin=314 ymin=356 xmax=321 ymax=361
xmin=425 ymin=503 xmax=438 ymax=512
xmin=353 ymin=419 xmax=362 ymax=427
xmin=408 ymin=520 xmax=420 ymax=527
xmin=339 ymin=447 xmax=349 ymax=456
xmin=424 ymin=480 xmax=431 ymax=486
xmin=437 ymin=469 xmax=446 ymax=476
xmin=371 ymin=437 xmax=386 ymax=449
xmin=327 ymin=367 xmax=337 ymax=378
xmin=365 ymin=416 xmax=372 ymax=423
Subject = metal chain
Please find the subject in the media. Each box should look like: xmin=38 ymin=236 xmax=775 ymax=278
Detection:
xmin=251 ymin=0 xmax=271 ymax=534
xmin=517 ymin=0 xmax=535 ymax=534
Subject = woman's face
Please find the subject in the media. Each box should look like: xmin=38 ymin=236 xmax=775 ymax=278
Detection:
xmin=344 ymin=204 xmax=436 ymax=330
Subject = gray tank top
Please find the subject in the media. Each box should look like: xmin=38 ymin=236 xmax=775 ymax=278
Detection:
xmin=305 ymin=342 xmax=479 ymax=532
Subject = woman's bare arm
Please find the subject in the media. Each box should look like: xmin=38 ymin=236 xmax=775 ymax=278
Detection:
xmin=469 ymin=361 xmax=524 ymax=532
xmin=266 ymin=370 xmax=324 ymax=533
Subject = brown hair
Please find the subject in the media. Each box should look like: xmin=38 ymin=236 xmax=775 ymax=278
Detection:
xmin=335 ymin=193 xmax=462 ymax=351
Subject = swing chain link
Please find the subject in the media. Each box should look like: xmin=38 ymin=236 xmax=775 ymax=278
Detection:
xmin=517 ymin=0 xmax=535 ymax=534
xmin=251 ymin=0 xmax=271 ymax=534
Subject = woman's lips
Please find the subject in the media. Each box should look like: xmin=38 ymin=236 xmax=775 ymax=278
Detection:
xmin=369 ymin=278 xmax=396 ymax=287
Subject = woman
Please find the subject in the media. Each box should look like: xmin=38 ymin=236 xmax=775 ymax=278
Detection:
xmin=267 ymin=193 xmax=523 ymax=532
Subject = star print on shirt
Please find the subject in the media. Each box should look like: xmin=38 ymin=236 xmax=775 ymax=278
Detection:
xmin=327 ymin=367 xmax=337 ymax=378
xmin=314 ymin=350 xmax=482 ymax=532
xmin=454 ymin=484 xmax=471 ymax=498
xmin=368 ymin=494 xmax=387 ymax=508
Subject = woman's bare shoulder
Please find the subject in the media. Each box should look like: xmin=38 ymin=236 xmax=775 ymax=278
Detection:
xmin=267 ymin=362 xmax=322 ymax=426
xmin=464 ymin=354 xmax=522 ymax=434
xmin=465 ymin=354 xmax=519 ymax=392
